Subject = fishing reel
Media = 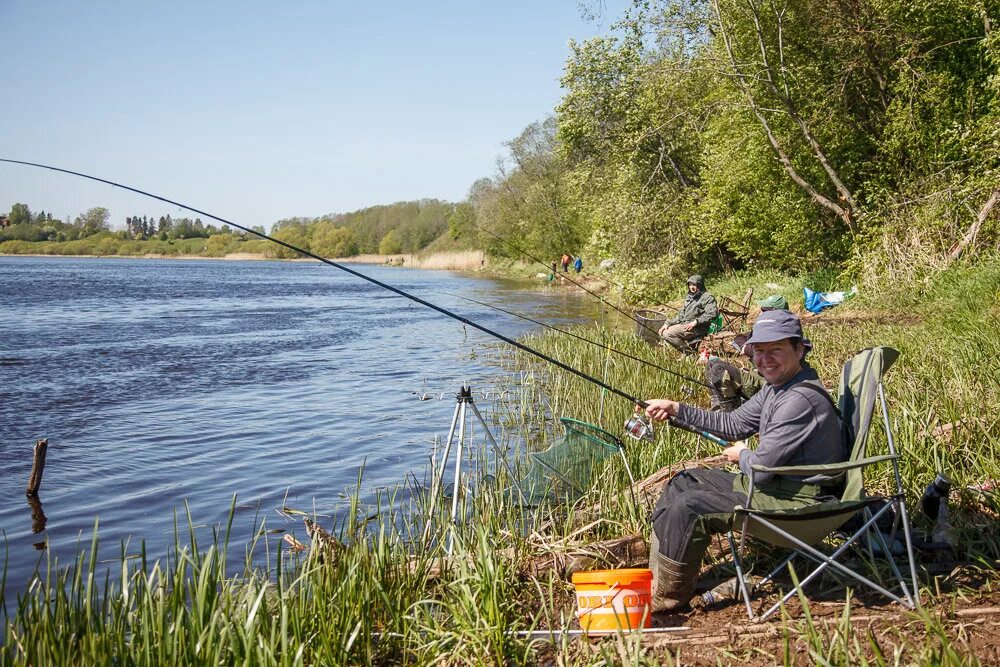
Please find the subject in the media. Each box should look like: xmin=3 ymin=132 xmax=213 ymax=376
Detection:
xmin=623 ymin=413 xmax=654 ymax=442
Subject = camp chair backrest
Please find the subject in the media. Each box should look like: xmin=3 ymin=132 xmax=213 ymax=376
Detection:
xmin=834 ymin=346 xmax=900 ymax=501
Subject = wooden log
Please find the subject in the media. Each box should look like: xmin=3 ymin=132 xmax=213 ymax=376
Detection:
xmin=283 ymin=533 xmax=308 ymax=552
xmin=26 ymin=438 xmax=48 ymax=496
xmin=518 ymin=532 xmax=648 ymax=579
xmin=304 ymin=519 xmax=346 ymax=556
xmin=568 ymin=454 xmax=728 ymax=526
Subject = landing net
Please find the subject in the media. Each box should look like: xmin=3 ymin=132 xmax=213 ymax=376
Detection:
xmin=517 ymin=417 xmax=622 ymax=505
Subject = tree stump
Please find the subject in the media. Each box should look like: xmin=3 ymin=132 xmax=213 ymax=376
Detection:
xmin=26 ymin=438 xmax=48 ymax=496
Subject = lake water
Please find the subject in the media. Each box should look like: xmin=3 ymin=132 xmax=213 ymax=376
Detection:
xmin=0 ymin=256 xmax=597 ymax=597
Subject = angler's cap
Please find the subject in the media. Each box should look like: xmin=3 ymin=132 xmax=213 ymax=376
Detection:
xmin=745 ymin=310 xmax=812 ymax=350
xmin=757 ymin=295 xmax=789 ymax=311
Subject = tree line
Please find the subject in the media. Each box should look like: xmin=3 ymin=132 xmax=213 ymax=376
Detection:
xmin=464 ymin=0 xmax=999 ymax=298
xmin=269 ymin=199 xmax=460 ymax=258
xmin=1 ymin=199 xmax=466 ymax=260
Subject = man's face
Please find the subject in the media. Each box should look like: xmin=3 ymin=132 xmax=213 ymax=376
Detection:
xmin=752 ymin=339 xmax=804 ymax=385
xmin=687 ymin=282 xmax=698 ymax=294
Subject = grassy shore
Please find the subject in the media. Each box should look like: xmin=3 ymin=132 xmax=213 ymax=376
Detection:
xmin=3 ymin=256 xmax=998 ymax=665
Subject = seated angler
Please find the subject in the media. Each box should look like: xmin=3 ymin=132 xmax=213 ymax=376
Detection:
xmin=658 ymin=275 xmax=719 ymax=355
xmin=641 ymin=310 xmax=844 ymax=612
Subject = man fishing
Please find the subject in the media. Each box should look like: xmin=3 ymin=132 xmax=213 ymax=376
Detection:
xmin=658 ymin=275 xmax=719 ymax=355
xmin=641 ymin=310 xmax=843 ymax=612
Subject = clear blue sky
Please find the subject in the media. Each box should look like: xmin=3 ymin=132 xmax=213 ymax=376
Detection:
xmin=0 ymin=1 xmax=627 ymax=231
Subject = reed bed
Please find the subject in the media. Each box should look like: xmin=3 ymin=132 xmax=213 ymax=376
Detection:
xmin=2 ymin=257 xmax=998 ymax=665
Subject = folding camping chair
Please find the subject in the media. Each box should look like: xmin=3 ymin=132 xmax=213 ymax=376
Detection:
xmin=716 ymin=288 xmax=754 ymax=335
xmin=726 ymin=346 xmax=920 ymax=622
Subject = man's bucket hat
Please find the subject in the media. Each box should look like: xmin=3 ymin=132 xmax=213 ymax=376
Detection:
xmin=745 ymin=309 xmax=812 ymax=351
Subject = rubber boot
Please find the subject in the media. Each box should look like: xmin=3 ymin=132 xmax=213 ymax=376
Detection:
xmin=649 ymin=537 xmax=699 ymax=612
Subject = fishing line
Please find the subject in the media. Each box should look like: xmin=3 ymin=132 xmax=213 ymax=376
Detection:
xmin=0 ymin=158 xmax=725 ymax=446
xmin=437 ymin=290 xmax=710 ymax=389
xmin=469 ymin=221 xmax=672 ymax=343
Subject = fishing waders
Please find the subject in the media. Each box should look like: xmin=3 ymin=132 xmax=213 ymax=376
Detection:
xmin=648 ymin=468 xmax=747 ymax=611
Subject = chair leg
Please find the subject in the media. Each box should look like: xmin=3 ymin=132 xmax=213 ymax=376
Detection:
xmin=894 ymin=498 xmax=922 ymax=609
xmin=761 ymin=552 xmax=796 ymax=587
xmin=747 ymin=512 xmax=915 ymax=621
xmin=878 ymin=384 xmax=921 ymax=608
xmin=727 ymin=531 xmax=757 ymax=621
xmin=867 ymin=517 xmax=914 ymax=606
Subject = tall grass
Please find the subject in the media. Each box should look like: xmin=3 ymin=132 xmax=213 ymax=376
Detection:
xmin=2 ymin=257 xmax=998 ymax=665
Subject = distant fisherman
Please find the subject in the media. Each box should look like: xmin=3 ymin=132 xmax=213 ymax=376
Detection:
xmin=658 ymin=275 xmax=718 ymax=355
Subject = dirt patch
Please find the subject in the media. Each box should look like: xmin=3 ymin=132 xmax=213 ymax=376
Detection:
xmin=544 ymin=564 xmax=1000 ymax=665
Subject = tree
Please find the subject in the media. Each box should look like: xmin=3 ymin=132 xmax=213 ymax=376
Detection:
xmin=271 ymin=225 xmax=308 ymax=259
xmin=76 ymin=207 xmax=110 ymax=236
xmin=310 ymin=222 xmax=358 ymax=257
xmin=378 ymin=229 xmax=403 ymax=255
xmin=447 ymin=202 xmax=477 ymax=241
xmin=710 ymin=0 xmax=859 ymax=233
xmin=205 ymin=233 xmax=234 ymax=257
xmin=8 ymin=203 xmax=32 ymax=226
xmin=471 ymin=117 xmax=586 ymax=260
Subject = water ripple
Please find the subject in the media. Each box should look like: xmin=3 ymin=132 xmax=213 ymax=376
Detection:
xmin=0 ymin=256 xmax=599 ymax=597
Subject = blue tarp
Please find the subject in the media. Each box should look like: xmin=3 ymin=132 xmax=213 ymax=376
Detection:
xmin=803 ymin=287 xmax=856 ymax=314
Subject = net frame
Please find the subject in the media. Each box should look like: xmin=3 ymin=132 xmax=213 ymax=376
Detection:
xmin=519 ymin=417 xmax=624 ymax=504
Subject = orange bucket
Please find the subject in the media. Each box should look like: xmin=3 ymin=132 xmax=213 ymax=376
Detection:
xmin=571 ymin=568 xmax=652 ymax=633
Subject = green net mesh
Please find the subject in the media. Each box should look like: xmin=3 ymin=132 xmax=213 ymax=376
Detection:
xmin=515 ymin=417 xmax=622 ymax=505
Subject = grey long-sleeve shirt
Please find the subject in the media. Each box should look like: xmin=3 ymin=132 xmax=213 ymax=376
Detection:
xmin=675 ymin=366 xmax=843 ymax=483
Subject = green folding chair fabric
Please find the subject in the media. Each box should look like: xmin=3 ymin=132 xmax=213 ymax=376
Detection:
xmin=707 ymin=313 xmax=724 ymax=335
xmin=726 ymin=346 xmax=920 ymax=621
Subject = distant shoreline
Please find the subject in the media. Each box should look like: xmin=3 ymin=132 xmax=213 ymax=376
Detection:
xmin=0 ymin=249 xmax=488 ymax=271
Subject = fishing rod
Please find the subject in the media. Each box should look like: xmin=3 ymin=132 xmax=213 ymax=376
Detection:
xmin=438 ymin=290 xmax=710 ymax=389
xmin=469 ymin=221 xmax=674 ymax=343
xmin=0 ymin=158 xmax=726 ymax=447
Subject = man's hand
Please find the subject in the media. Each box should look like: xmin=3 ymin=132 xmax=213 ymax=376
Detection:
xmin=684 ymin=321 xmax=696 ymax=331
xmin=723 ymin=442 xmax=748 ymax=462
xmin=642 ymin=399 xmax=679 ymax=422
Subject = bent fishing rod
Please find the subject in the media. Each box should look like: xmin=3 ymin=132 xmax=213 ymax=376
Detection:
xmin=0 ymin=158 xmax=726 ymax=447
xmin=438 ymin=290 xmax=710 ymax=389
xmin=468 ymin=220 xmax=673 ymax=343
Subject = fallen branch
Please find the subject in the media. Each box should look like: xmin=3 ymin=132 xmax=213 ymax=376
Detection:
xmin=950 ymin=187 xmax=1000 ymax=260
xmin=518 ymin=533 xmax=648 ymax=579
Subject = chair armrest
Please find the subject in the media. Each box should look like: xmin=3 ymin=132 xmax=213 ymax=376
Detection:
xmin=750 ymin=454 xmax=899 ymax=477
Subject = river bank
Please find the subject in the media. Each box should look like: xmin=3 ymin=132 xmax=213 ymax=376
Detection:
xmin=4 ymin=255 xmax=997 ymax=665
